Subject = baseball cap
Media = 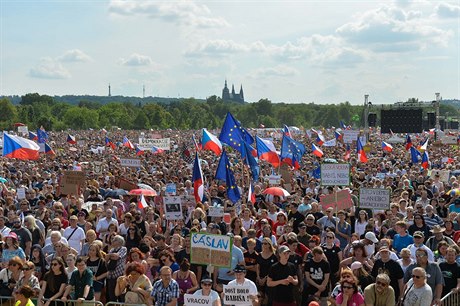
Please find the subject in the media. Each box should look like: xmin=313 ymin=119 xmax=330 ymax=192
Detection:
xmin=233 ymin=265 xmax=246 ymax=273
xmin=379 ymin=246 xmax=390 ymax=252
xmin=201 ymin=278 xmax=213 ymax=284
xmin=413 ymin=231 xmax=424 ymax=238
xmin=364 ymin=232 xmax=378 ymax=243
xmin=278 ymin=245 xmax=290 ymax=254
xmin=351 ymin=261 xmax=363 ymax=270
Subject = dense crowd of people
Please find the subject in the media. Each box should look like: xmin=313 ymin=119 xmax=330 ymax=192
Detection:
xmin=0 ymin=127 xmax=460 ymax=306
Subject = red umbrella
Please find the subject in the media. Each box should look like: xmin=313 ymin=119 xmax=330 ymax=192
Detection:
xmin=128 ymin=189 xmax=157 ymax=196
xmin=14 ymin=122 xmax=26 ymax=127
xmin=262 ymin=187 xmax=290 ymax=197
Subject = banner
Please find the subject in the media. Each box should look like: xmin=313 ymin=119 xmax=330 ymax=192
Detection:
xmin=17 ymin=126 xmax=28 ymax=135
xmin=17 ymin=187 xmax=26 ymax=200
xmin=164 ymin=196 xmax=183 ymax=220
xmin=320 ymin=163 xmax=350 ymax=186
xmin=320 ymin=190 xmax=353 ymax=211
xmin=268 ymin=175 xmax=281 ymax=185
xmin=208 ymin=206 xmax=224 ymax=217
xmin=359 ymin=188 xmax=391 ymax=210
xmin=165 ymin=183 xmax=177 ymax=196
xmin=323 ymin=138 xmax=337 ymax=147
xmin=441 ymin=136 xmax=457 ymax=145
xmin=120 ymin=158 xmax=141 ymax=168
xmin=191 ymin=233 xmax=232 ymax=268
xmin=343 ymin=130 xmax=360 ymax=144
xmin=63 ymin=171 xmax=86 ymax=185
xmin=138 ymin=138 xmax=171 ymax=150
xmin=430 ymin=169 xmax=450 ymax=183
xmin=184 ymin=294 xmax=212 ymax=306
xmin=223 ymin=285 xmax=253 ymax=305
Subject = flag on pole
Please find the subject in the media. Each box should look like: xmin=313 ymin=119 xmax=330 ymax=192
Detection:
xmin=43 ymin=143 xmax=55 ymax=155
xmin=357 ymin=137 xmax=367 ymax=163
xmin=382 ymin=141 xmax=393 ymax=152
xmin=105 ymin=136 xmax=116 ymax=150
xmin=215 ymin=150 xmax=240 ymax=204
xmin=67 ymin=134 xmax=77 ymax=145
xmin=29 ymin=132 xmax=38 ymax=141
xmin=138 ymin=194 xmax=148 ymax=209
xmin=405 ymin=134 xmax=413 ymax=150
xmin=418 ymin=138 xmax=429 ymax=152
xmin=241 ymin=140 xmax=260 ymax=181
xmin=280 ymin=135 xmax=306 ymax=169
xmin=410 ymin=147 xmax=421 ymax=163
xmin=123 ymin=136 xmax=135 ymax=150
xmin=3 ymin=133 xmax=40 ymax=160
xmin=311 ymin=144 xmax=324 ymax=158
xmin=422 ymin=151 xmax=429 ymax=169
xmin=344 ymin=144 xmax=351 ymax=161
xmin=218 ymin=112 xmax=254 ymax=154
xmin=335 ymin=131 xmax=342 ymax=141
xmin=316 ymin=133 xmax=325 ymax=146
xmin=283 ymin=125 xmax=292 ymax=138
xmin=202 ymin=128 xmax=222 ymax=155
xmin=256 ymin=136 xmax=280 ymax=167
xmin=192 ymin=152 xmax=204 ymax=203
xmin=37 ymin=127 xmax=48 ymax=143
xmin=135 ymin=146 xmax=144 ymax=156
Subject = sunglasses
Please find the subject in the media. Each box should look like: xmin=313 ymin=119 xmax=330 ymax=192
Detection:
xmin=202 ymin=283 xmax=212 ymax=286
xmin=376 ymin=281 xmax=388 ymax=287
xmin=412 ymin=274 xmax=423 ymax=279
xmin=416 ymin=254 xmax=427 ymax=258
xmin=342 ymin=286 xmax=353 ymax=289
xmin=51 ymin=263 xmax=59 ymax=266
xmin=22 ymin=268 xmax=31 ymax=271
xmin=10 ymin=263 xmax=18 ymax=267
xmin=327 ymin=236 xmax=334 ymax=239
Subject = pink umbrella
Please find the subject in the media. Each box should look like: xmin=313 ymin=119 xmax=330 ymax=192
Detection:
xmin=128 ymin=189 xmax=157 ymax=196
xmin=262 ymin=187 xmax=290 ymax=197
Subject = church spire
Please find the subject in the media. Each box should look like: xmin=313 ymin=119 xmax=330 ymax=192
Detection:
xmin=239 ymin=84 xmax=244 ymax=101
xmin=231 ymin=84 xmax=235 ymax=95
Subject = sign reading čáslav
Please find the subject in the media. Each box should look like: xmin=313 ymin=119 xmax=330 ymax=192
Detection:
xmin=191 ymin=233 xmax=232 ymax=268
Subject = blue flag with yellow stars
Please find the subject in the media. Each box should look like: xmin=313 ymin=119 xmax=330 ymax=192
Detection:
xmin=280 ymin=135 xmax=306 ymax=169
xmin=219 ymin=112 xmax=254 ymax=154
xmin=215 ymin=150 xmax=241 ymax=203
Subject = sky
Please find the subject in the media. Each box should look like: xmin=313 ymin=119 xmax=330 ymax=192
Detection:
xmin=1 ymin=0 xmax=459 ymax=105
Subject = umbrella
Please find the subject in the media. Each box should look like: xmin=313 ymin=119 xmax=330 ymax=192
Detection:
xmin=104 ymin=189 xmax=128 ymax=199
xmin=14 ymin=123 xmax=26 ymax=127
xmin=262 ymin=187 xmax=290 ymax=197
xmin=448 ymin=189 xmax=460 ymax=196
xmin=0 ymin=177 xmax=7 ymax=183
xmin=128 ymin=189 xmax=157 ymax=196
xmin=137 ymin=183 xmax=155 ymax=191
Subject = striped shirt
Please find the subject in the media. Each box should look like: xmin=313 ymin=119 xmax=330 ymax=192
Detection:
xmin=151 ymin=279 xmax=180 ymax=306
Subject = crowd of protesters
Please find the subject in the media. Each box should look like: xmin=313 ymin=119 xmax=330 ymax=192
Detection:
xmin=0 ymin=127 xmax=460 ymax=306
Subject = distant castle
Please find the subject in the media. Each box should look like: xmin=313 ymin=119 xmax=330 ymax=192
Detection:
xmin=222 ymin=80 xmax=244 ymax=103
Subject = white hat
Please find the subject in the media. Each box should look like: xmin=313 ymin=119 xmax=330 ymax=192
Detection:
xmin=365 ymin=232 xmax=378 ymax=243
xmin=350 ymin=261 xmax=363 ymax=271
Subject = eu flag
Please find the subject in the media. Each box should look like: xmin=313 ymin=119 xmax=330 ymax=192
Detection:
xmin=37 ymin=128 xmax=48 ymax=144
xmin=410 ymin=147 xmax=421 ymax=163
xmin=241 ymin=140 xmax=259 ymax=181
xmin=215 ymin=150 xmax=241 ymax=203
xmin=219 ymin=112 xmax=254 ymax=154
xmin=280 ymin=135 xmax=306 ymax=169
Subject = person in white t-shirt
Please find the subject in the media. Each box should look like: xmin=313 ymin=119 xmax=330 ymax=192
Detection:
xmin=225 ymin=265 xmax=258 ymax=306
xmin=63 ymin=216 xmax=86 ymax=253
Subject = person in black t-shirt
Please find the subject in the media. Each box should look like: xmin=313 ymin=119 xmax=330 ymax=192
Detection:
xmin=304 ymin=246 xmax=330 ymax=306
xmin=439 ymin=247 xmax=460 ymax=296
xmin=370 ymin=246 xmax=404 ymax=301
xmin=267 ymin=245 xmax=298 ymax=306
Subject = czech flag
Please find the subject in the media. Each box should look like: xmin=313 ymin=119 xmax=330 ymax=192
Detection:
xmin=256 ymin=136 xmax=280 ymax=167
xmin=3 ymin=133 xmax=40 ymax=160
xmin=67 ymin=134 xmax=76 ymax=145
xmin=202 ymin=128 xmax=222 ymax=155
xmin=135 ymin=146 xmax=144 ymax=156
xmin=418 ymin=138 xmax=428 ymax=152
xmin=422 ymin=151 xmax=429 ymax=169
xmin=29 ymin=132 xmax=38 ymax=141
xmin=340 ymin=120 xmax=349 ymax=130
xmin=316 ymin=133 xmax=325 ymax=146
xmin=152 ymin=146 xmax=164 ymax=154
xmin=192 ymin=134 xmax=202 ymax=151
xmin=344 ymin=144 xmax=351 ymax=161
xmin=381 ymin=141 xmax=393 ymax=152
xmin=44 ymin=143 xmax=55 ymax=155
xmin=405 ymin=134 xmax=412 ymax=150
xmin=138 ymin=194 xmax=148 ymax=209
xmin=123 ymin=136 xmax=135 ymax=150
xmin=283 ymin=125 xmax=292 ymax=138
xmin=357 ymin=137 xmax=367 ymax=163
xmin=312 ymin=144 xmax=324 ymax=158
xmin=335 ymin=131 xmax=342 ymax=141
xmin=192 ymin=152 xmax=204 ymax=203
xmin=105 ymin=136 xmax=116 ymax=150
xmin=247 ymin=183 xmax=256 ymax=204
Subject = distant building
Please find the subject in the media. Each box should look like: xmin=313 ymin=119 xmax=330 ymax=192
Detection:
xmin=222 ymin=80 xmax=244 ymax=103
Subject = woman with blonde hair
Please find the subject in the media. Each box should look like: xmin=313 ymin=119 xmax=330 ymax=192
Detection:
xmin=80 ymin=229 xmax=97 ymax=257
xmin=256 ymin=237 xmax=277 ymax=304
xmin=86 ymin=242 xmax=108 ymax=301
xmin=330 ymin=267 xmax=361 ymax=305
xmin=397 ymin=248 xmax=415 ymax=273
xmin=24 ymin=216 xmax=44 ymax=246
xmin=14 ymin=261 xmax=40 ymax=296
xmin=170 ymin=234 xmax=183 ymax=258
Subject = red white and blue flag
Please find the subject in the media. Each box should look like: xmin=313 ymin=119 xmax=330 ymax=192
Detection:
xmin=344 ymin=144 xmax=351 ymax=161
xmin=248 ymin=183 xmax=256 ymax=204
xmin=422 ymin=151 xmax=429 ymax=169
xmin=138 ymin=194 xmax=148 ymax=209
xmin=123 ymin=136 xmax=135 ymax=150
xmin=67 ymin=134 xmax=76 ymax=145
xmin=381 ymin=141 xmax=393 ymax=152
xmin=283 ymin=125 xmax=292 ymax=138
xmin=335 ymin=131 xmax=343 ymax=141
xmin=316 ymin=133 xmax=325 ymax=146
xmin=152 ymin=146 xmax=164 ymax=154
xmin=201 ymin=128 xmax=222 ymax=155
xmin=135 ymin=145 xmax=144 ymax=156
xmin=3 ymin=133 xmax=40 ymax=160
xmin=418 ymin=138 xmax=428 ymax=152
xmin=192 ymin=152 xmax=204 ymax=203
xmin=29 ymin=132 xmax=38 ymax=141
xmin=405 ymin=134 xmax=413 ymax=150
xmin=43 ymin=143 xmax=55 ymax=155
xmin=357 ymin=137 xmax=367 ymax=163
xmin=256 ymin=136 xmax=280 ymax=167
xmin=311 ymin=144 xmax=324 ymax=158
xmin=105 ymin=136 xmax=116 ymax=150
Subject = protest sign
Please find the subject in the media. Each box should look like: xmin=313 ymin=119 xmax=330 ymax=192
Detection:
xmin=208 ymin=206 xmax=224 ymax=217
xmin=120 ymin=158 xmax=141 ymax=168
xmin=320 ymin=190 xmax=353 ymax=210
xmin=430 ymin=169 xmax=450 ymax=183
xmin=17 ymin=187 xmax=26 ymax=200
xmin=223 ymin=285 xmax=253 ymax=305
xmin=17 ymin=126 xmax=28 ymax=135
xmin=343 ymin=130 xmax=360 ymax=144
xmin=320 ymin=163 xmax=350 ymax=186
xmin=184 ymin=294 xmax=212 ymax=306
xmin=191 ymin=233 xmax=232 ymax=268
xmin=77 ymin=140 xmax=85 ymax=147
xmin=138 ymin=138 xmax=171 ymax=150
xmin=441 ymin=136 xmax=457 ymax=145
xmin=180 ymin=195 xmax=196 ymax=207
xmin=268 ymin=175 xmax=281 ymax=185
xmin=93 ymin=162 xmax=103 ymax=174
xmin=118 ymin=178 xmax=137 ymax=191
xmin=151 ymin=133 xmax=162 ymax=139
xmin=359 ymin=188 xmax=391 ymax=210
xmin=165 ymin=183 xmax=177 ymax=196
xmin=63 ymin=171 xmax=86 ymax=185
xmin=164 ymin=196 xmax=183 ymax=220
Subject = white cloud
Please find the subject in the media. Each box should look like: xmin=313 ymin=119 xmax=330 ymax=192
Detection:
xmin=336 ymin=5 xmax=453 ymax=51
xmin=108 ymin=0 xmax=229 ymax=28
xmin=437 ymin=2 xmax=460 ymax=18
xmin=57 ymin=49 xmax=92 ymax=62
xmin=251 ymin=65 xmax=299 ymax=78
xmin=29 ymin=58 xmax=71 ymax=79
xmin=119 ymin=53 xmax=154 ymax=66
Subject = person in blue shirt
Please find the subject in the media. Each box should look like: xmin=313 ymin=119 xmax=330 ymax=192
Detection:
xmin=393 ymin=221 xmax=413 ymax=254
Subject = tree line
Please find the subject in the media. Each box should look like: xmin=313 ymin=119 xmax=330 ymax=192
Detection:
xmin=0 ymin=93 xmax=457 ymax=131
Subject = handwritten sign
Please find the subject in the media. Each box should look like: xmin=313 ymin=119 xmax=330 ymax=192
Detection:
xmin=63 ymin=171 xmax=86 ymax=185
xmin=320 ymin=190 xmax=353 ymax=210
xmin=164 ymin=196 xmax=183 ymax=220
xmin=184 ymin=294 xmax=212 ymax=306
xmin=208 ymin=206 xmax=224 ymax=217
xmin=343 ymin=130 xmax=360 ymax=144
xmin=191 ymin=233 xmax=232 ymax=268
xmin=430 ymin=169 xmax=450 ymax=183
xmin=17 ymin=126 xmax=28 ymax=135
xmin=268 ymin=175 xmax=281 ymax=186
xmin=165 ymin=183 xmax=177 ymax=196
xmin=359 ymin=188 xmax=391 ymax=210
xmin=138 ymin=138 xmax=170 ymax=150
xmin=320 ymin=163 xmax=350 ymax=186
xmin=223 ymin=285 xmax=253 ymax=305
xmin=17 ymin=187 xmax=26 ymax=200
xmin=120 ymin=158 xmax=141 ymax=168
